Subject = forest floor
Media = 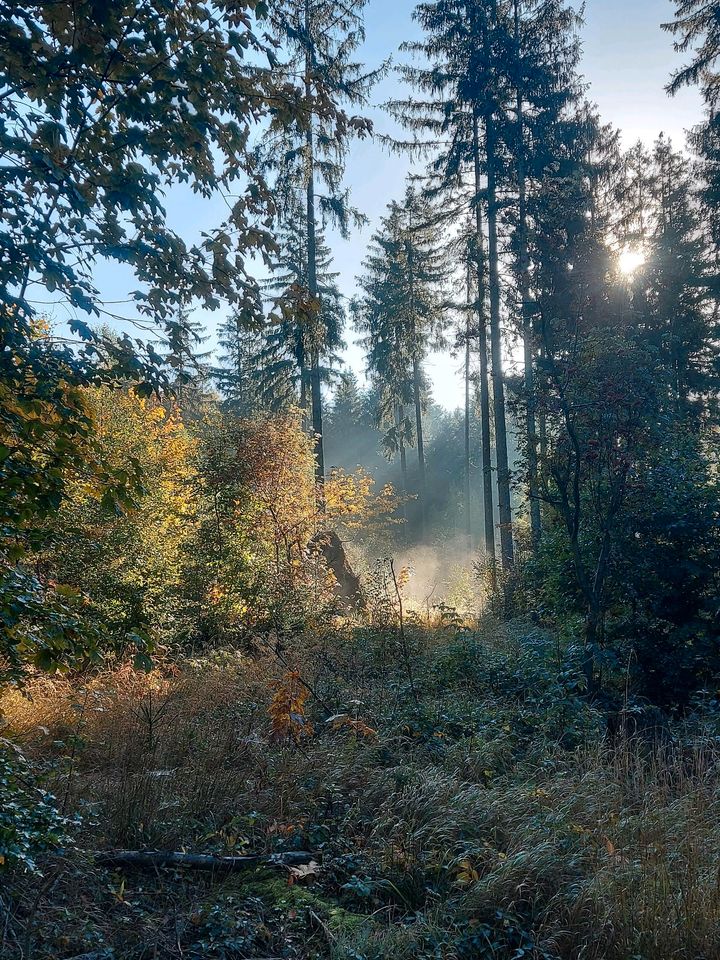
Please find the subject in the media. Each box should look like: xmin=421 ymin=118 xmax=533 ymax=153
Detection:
xmin=3 ymin=619 xmax=720 ymax=960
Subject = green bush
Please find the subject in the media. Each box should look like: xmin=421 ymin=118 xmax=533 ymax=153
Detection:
xmin=0 ymin=742 xmax=74 ymax=873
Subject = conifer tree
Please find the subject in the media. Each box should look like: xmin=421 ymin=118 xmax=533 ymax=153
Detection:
xmin=164 ymin=306 xmax=212 ymax=394
xmin=506 ymin=0 xmax=584 ymax=548
xmin=216 ymin=205 xmax=346 ymax=415
xmin=324 ymin=373 xmax=383 ymax=473
xmin=470 ymin=189 xmax=497 ymax=569
xmin=665 ymin=1 xmax=720 ymax=412
xmin=393 ymin=0 xmax=584 ymax=569
xmin=261 ymin=211 xmax=346 ymax=413
xmin=463 ymin=259 xmax=476 ymax=552
xmin=476 ymin=0 xmax=516 ymax=571
xmin=641 ymin=137 xmax=717 ymax=421
xmin=391 ymin=0 xmax=504 ymax=568
xmin=264 ymin=0 xmax=381 ymax=488
xmin=214 ymin=316 xmax=267 ymax=416
xmin=355 ymin=188 xmax=449 ymax=533
xmin=665 ymin=0 xmax=720 ymax=292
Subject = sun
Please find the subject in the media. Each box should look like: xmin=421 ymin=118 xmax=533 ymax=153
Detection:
xmin=617 ymin=246 xmax=646 ymax=276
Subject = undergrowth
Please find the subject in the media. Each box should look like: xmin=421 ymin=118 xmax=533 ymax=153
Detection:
xmin=2 ymin=621 xmax=720 ymax=959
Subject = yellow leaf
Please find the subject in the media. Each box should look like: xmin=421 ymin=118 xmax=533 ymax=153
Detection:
xmin=455 ymin=858 xmax=480 ymax=887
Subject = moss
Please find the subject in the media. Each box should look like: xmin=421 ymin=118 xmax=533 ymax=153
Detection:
xmin=216 ymin=867 xmax=368 ymax=935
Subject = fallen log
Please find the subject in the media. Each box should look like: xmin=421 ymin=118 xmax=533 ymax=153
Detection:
xmin=95 ymin=850 xmax=317 ymax=873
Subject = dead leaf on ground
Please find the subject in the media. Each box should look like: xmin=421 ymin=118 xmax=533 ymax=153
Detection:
xmin=287 ymin=859 xmax=320 ymax=884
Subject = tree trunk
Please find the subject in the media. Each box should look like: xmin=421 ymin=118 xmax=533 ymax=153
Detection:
xmin=538 ymin=339 xmax=548 ymax=462
xmin=305 ymin=1 xmax=324 ymax=493
xmin=397 ymin=402 xmax=408 ymax=492
xmin=514 ymin=0 xmax=541 ymax=549
xmin=298 ymin=340 xmax=309 ymax=427
xmin=405 ymin=224 xmax=427 ymax=540
xmin=583 ymin=604 xmax=601 ymax=697
xmin=486 ymin=111 xmax=515 ymax=571
xmin=397 ymin=402 xmax=409 ymax=538
xmin=412 ymin=354 xmax=427 ymax=539
xmin=473 ymin=110 xmax=497 ymax=579
xmin=464 ymin=261 xmax=473 ymax=554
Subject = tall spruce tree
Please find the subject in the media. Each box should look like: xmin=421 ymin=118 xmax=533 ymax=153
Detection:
xmin=392 ymin=0 xmax=581 ymax=570
xmin=665 ymin=1 xmax=720 ymax=411
xmin=666 ymin=1 xmax=720 ymax=289
xmin=463 ymin=259 xmax=475 ymax=552
xmin=475 ymin=0 xmax=516 ymax=571
xmin=264 ymin=0 xmax=381 ymax=489
xmin=355 ymin=187 xmax=448 ymax=535
xmin=261 ymin=211 xmax=346 ymax=413
xmin=165 ymin=306 xmax=211 ymax=387
xmin=390 ymin=0 xmax=504 ymax=568
xmin=505 ymin=0 xmax=584 ymax=549
xmin=324 ymin=373 xmax=385 ymax=474
xmin=651 ymin=137 xmax=717 ymax=417
xmin=446 ymin=215 xmax=488 ymax=556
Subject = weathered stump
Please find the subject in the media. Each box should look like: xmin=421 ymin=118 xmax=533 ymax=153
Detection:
xmin=308 ymin=530 xmax=364 ymax=611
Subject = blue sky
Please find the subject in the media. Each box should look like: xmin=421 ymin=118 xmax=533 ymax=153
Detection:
xmin=83 ymin=0 xmax=703 ymax=410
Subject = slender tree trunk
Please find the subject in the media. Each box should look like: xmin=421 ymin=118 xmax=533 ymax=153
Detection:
xmin=472 ymin=111 xmax=497 ymax=578
xmin=405 ymin=227 xmax=427 ymax=540
xmin=514 ymin=0 xmax=541 ymax=549
xmin=298 ymin=339 xmax=309 ymax=425
xmin=412 ymin=354 xmax=427 ymax=539
xmin=397 ymin=402 xmax=408 ymax=491
xmin=305 ymin=2 xmax=324 ymax=492
xmin=300 ymin=366 xmax=308 ymax=414
xmin=536 ymin=312 xmax=548 ymax=462
xmin=396 ymin=401 xmax=409 ymax=534
xmin=464 ymin=261 xmax=473 ymax=554
xmin=486 ymin=110 xmax=515 ymax=571
xmin=583 ymin=605 xmax=601 ymax=697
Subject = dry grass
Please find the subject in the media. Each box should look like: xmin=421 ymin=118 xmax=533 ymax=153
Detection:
xmin=2 ymin=654 xmax=291 ymax=848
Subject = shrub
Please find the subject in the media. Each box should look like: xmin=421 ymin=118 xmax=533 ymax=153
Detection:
xmin=0 ymin=742 xmax=74 ymax=873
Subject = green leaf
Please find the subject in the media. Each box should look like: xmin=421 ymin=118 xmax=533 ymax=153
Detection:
xmin=34 ymin=649 xmax=56 ymax=672
xmin=133 ymin=653 xmax=153 ymax=673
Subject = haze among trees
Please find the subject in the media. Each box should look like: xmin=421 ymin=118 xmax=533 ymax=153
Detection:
xmin=0 ymin=2 xmax=719 ymax=958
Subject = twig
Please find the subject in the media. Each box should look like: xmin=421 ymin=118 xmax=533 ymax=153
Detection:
xmin=308 ymin=908 xmax=336 ymax=944
xmin=62 ymin=687 xmax=90 ymax=814
xmin=389 ymin=559 xmax=418 ymax=703
xmin=254 ymin=633 xmax=334 ymax=715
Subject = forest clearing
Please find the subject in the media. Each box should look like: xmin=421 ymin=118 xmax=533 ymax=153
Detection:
xmin=1 ymin=1 xmax=719 ymax=958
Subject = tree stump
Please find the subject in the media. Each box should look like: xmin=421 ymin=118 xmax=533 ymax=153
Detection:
xmin=308 ymin=531 xmax=364 ymax=611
